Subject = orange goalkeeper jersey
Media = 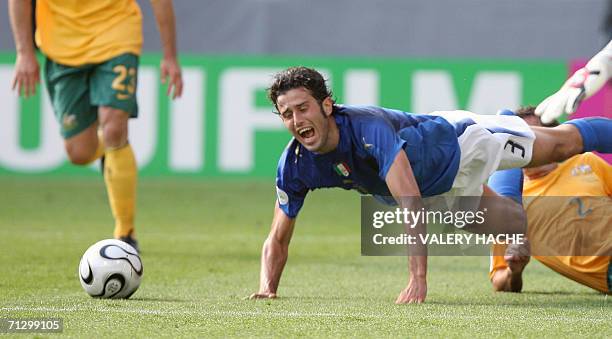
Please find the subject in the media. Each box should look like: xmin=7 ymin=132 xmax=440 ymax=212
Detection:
xmin=35 ymin=0 xmax=143 ymax=66
xmin=490 ymin=153 xmax=612 ymax=293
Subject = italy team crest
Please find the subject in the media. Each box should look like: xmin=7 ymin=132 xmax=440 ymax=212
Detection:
xmin=333 ymin=162 xmax=351 ymax=177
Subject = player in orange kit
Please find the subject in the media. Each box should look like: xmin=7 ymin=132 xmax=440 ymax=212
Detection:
xmin=489 ymin=107 xmax=611 ymax=293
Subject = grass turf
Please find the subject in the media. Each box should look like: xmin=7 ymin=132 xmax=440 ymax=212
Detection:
xmin=0 ymin=177 xmax=609 ymax=337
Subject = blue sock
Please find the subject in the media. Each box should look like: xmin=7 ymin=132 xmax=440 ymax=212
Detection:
xmin=564 ymin=118 xmax=612 ymax=153
xmin=488 ymin=168 xmax=524 ymax=205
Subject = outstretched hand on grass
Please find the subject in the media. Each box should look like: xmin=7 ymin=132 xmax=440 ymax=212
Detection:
xmin=395 ymin=276 xmax=427 ymax=304
xmin=248 ymin=292 xmax=277 ymax=299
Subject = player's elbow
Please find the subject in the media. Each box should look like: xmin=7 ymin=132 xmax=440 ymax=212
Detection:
xmin=491 ymin=280 xmax=506 ymax=292
xmin=491 ymin=272 xmax=508 ymax=292
xmin=491 ymin=270 xmax=523 ymax=293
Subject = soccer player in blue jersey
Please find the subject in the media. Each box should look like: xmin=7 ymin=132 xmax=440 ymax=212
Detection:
xmin=248 ymin=66 xmax=612 ymax=304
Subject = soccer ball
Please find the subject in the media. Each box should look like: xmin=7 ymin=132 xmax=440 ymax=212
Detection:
xmin=78 ymin=239 xmax=143 ymax=299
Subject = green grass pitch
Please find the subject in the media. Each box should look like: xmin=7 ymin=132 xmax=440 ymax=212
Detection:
xmin=0 ymin=177 xmax=610 ymax=337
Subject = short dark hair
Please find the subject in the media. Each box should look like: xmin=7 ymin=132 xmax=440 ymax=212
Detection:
xmin=515 ymin=105 xmax=559 ymax=127
xmin=268 ymin=67 xmax=334 ymax=109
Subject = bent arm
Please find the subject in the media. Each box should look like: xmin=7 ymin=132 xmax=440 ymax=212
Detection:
xmin=253 ymin=202 xmax=296 ymax=298
xmin=490 ymin=246 xmax=530 ymax=293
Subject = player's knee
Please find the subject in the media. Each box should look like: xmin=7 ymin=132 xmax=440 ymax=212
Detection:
xmin=99 ymin=107 xmax=129 ymax=147
xmin=65 ymin=143 xmax=96 ymax=165
xmin=100 ymin=117 xmax=128 ymax=148
xmin=101 ymin=123 xmax=127 ymax=147
xmin=491 ymin=277 xmax=507 ymax=292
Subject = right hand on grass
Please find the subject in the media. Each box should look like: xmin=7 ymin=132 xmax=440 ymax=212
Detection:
xmin=248 ymin=291 xmax=277 ymax=299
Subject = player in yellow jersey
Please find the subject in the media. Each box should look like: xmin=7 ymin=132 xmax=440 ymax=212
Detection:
xmin=9 ymin=0 xmax=184 ymax=250
xmin=489 ymin=107 xmax=611 ymax=293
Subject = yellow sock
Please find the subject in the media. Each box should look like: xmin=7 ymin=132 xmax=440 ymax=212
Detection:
xmin=84 ymin=130 xmax=105 ymax=164
xmin=104 ymin=144 xmax=137 ymax=238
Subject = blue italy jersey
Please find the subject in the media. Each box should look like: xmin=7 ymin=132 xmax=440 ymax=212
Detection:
xmin=275 ymin=105 xmax=461 ymax=218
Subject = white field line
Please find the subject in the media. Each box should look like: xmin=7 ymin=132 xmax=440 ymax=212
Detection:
xmin=0 ymin=306 xmax=610 ymax=323
xmin=1 ymin=306 xmax=373 ymax=318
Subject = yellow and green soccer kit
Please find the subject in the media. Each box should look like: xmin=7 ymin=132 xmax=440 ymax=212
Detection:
xmin=36 ymin=0 xmax=143 ymax=239
xmin=37 ymin=0 xmax=143 ymax=137
xmin=490 ymin=153 xmax=612 ymax=293
xmin=35 ymin=0 xmax=142 ymax=66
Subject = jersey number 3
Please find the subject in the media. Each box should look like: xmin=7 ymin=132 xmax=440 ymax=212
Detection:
xmin=504 ymin=140 xmax=525 ymax=158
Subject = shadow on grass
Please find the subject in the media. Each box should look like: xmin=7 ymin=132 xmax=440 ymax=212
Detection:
xmin=129 ymin=297 xmax=192 ymax=303
xmin=244 ymin=292 xmax=608 ymax=308
xmin=424 ymin=293 xmax=608 ymax=308
xmin=521 ymin=290 xmax=604 ymax=296
xmin=258 ymin=295 xmax=376 ymax=302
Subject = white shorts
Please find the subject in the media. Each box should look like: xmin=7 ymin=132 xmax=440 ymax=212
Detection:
xmin=431 ymin=110 xmax=535 ymax=197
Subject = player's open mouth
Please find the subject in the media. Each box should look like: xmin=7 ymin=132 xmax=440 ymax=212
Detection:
xmin=297 ymin=127 xmax=315 ymax=141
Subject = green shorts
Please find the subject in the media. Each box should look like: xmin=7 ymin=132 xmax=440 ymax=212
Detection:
xmin=44 ymin=53 xmax=139 ymax=139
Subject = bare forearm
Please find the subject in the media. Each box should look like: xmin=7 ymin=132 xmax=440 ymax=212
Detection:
xmin=150 ymin=0 xmax=178 ymax=59
xmin=258 ymin=237 xmax=289 ymax=294
xmin=407 ymin=221 xmax=427 ymax=279
xmin=400 ymin=198 xmax=428 ymax=277
xmin=386 ymin=151 xmax=428 ymax=303
xmin=8 ymin=0 xmax=35 ymax=55
xmin=409 ymin=253 xmax=427 ymax=278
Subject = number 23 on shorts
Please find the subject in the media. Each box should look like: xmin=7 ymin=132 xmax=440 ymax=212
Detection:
xmin=111 ymin=65 xmax=136 ymax=100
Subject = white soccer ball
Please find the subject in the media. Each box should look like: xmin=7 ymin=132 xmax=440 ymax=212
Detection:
xmin=78 ymin=239 xmax=143 ymax=299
